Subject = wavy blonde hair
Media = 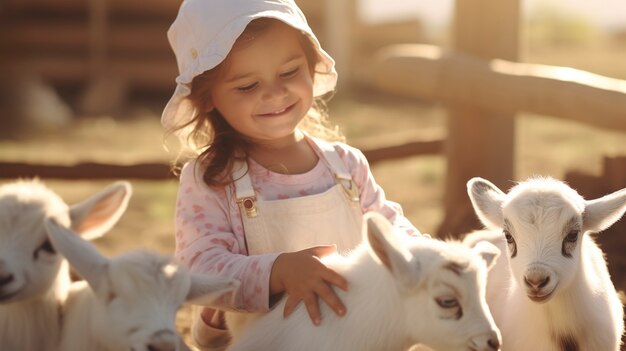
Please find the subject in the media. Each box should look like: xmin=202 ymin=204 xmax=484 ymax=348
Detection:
xmin=167 ymin=18 xmax=343 ymax=187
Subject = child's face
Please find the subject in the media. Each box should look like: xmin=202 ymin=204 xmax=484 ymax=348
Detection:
xmin=208 ymin=21 xmax=314 ymax=145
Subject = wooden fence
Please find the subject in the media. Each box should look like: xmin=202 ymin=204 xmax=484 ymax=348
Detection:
xmin=0 ymin=139 xmax=444 ymax=180
xmin=0 ymin=0 xmax=421 ymax=112
xmin=366 ymin=44 xmax=626 ymax=236
xmin=1 ymin=0 xmax=625 ymax=238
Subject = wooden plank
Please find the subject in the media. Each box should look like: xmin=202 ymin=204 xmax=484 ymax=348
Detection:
xmin=0 ymin=20 xmax=171 ymax=54
xmin=0 ymin=162 xmax=175 ymax=180
xmin=88 ymin=0 xmax=108 ymax=82
xmin=297 ymin=0 xmax=325 ymax=20
xmin=0 ymin=21 xmax=88 ymax=50
xmin=324 ymin=0 xmax=356 ymax=86
xmin=0 ymin=140 xmax=444 ymax=180
xmin=603 ymin=156 xmax=626 ymax=190
xmin=0 ymin=55 xmax=176 ymax=88
xmin=362 ymin=139 xmax=444 ymax=164
xmin=4 ymin=0 xmax=87 ymax=13
xmin=109 ymin=24 xmax=172 ymax=53
xmin=368 ymin=45 xmax=626 ymax=132
xmin=0 ymin=55 xmax=91 ymax=83
xmin=109 ymin=57 xmax=177 ymax=89
xmin=106 ymin=0 xmax=180 ymax=17
xmin=353 ymin=20 xmax=423 ymax=54
xmin=5 ymin=0 xmax=181 ymax=17
xmin=439 ymin=0 xmax=520 ymax=237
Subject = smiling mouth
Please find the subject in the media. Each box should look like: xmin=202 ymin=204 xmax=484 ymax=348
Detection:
xmin=257 ymin=102 xmax=296 ymax=117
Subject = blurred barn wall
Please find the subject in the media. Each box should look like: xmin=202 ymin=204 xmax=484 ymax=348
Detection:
xmin=0 ymin=0 xmax=424 ymax=120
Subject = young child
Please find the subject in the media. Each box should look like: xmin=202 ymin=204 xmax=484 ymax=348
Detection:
xmin=162 ymin=0 xmax=420 ymax=349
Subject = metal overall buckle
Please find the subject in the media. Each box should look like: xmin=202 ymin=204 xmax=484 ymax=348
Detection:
xmin=237 ymin=196 xmax=258 ymax=218
xmin=335 ymin=175 xmax=359 ymax=203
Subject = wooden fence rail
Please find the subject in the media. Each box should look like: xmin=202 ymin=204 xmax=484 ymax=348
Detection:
xmin=369 ymin=44 xmax=626 ymax=132
xmin=0 ymin=139 xmax=444 ymax=180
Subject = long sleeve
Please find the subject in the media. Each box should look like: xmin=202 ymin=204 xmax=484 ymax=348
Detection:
xmin=174 ymin=161 xmax=279 ymax=312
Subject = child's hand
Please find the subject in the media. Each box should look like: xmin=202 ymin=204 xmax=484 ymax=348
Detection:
xmin=269 ymin=245 xmax=349 ymax=325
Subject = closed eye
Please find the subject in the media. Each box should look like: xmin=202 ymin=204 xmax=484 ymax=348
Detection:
xmin=236 ymin=82 xmax=258 ymax=93
xmin=280 ymin=67 xmax=299 ymax=79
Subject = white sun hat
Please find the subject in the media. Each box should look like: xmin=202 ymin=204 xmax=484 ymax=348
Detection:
xmin=161 ymin=0 xmax=337 ymax=138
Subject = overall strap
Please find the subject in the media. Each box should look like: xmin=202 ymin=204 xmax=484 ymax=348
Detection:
xmin=310 ymin=137 xmax=360 ymax=203
xmin=232 ymin=160 xmax=257 ymax=218
xmin=311 ymin=138 xmax=351 ymax=180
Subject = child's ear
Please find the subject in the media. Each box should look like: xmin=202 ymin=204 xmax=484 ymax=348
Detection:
xmin=203 ymin=100 xmax=214 ymax=113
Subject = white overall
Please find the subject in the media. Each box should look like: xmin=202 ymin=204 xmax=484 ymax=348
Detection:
xmin=191 ymin=138 xmax=364 ymax=350
xmin=233 ymin=139 xmax=363 ymax=255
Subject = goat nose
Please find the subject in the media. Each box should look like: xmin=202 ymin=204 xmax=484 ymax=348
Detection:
xmin=524 ymin=274 xmax=550 ymax=289
xmin=471 ymin=331 xmax=501 ymax=351
xmin=487 ymin=336 xmax=500 ymax=350
xmin=0 ymin=273 xmax=14 ymax=287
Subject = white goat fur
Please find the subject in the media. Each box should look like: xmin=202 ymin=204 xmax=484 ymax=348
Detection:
xmin=225 ymin=212 xmax=502 ymax=351
xmin=464 ymin=177 xmax=626 ymax=351
xmin=45 ymin=218 xmax=238 ymax=351
xmin=0 ymin=179 xmax=131 ymax=351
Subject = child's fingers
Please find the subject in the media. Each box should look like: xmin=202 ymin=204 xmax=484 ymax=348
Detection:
xmin=305 ymin=244 xmax=337 ymax=258
xmin=321 ymin=267 xmax=349 ymax=292
xmin=283 ymin=294 xmax=301 ymax=318
xmin=315 ymin=281 xmax=346 ymax=317
xmin=303 ymin=293 xmax=321 ymax=325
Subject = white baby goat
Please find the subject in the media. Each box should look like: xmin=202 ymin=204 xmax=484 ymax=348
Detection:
xmin=0 ymin=179 xmax=131 ymax=351
xmin=464 ymin=177 xmax=626 ymax=351
xmin=225 ymin=212 xmax=502 ymax=351
xmin=45 ymin=218 xmax=238 ymax=351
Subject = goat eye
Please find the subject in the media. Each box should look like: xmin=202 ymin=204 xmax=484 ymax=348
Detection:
xmin=40 ymin=239 xmax=56 ymax=254
xmin=562 ymin=230 xmax=579 ymax=258
xmin=503 ymin=230 xmax=514 ymax=243
xmin=435 ymin=297 xmax=459 ymax=309
xmin=33 ymin=239 xmax=56 ymax=259
xmin=565 ymin=231 xmax=579 ymax=243
xmin=435 ymin=296 xmax=463 ymax=320
xmin=503 ymin=230 xmax=517 ymax=258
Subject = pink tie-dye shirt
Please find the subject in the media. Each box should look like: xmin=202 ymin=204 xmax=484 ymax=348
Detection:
xmin=174 ymin=141 xmax=419 ymax=312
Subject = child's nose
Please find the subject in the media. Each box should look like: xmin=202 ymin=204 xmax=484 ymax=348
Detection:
xmin=262 ymin=81 xmax=288 ymax=101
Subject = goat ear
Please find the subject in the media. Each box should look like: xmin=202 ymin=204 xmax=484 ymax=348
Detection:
xmin=69 ymin=181 xmax=132 ymax=240
xmin=467 ymin=177 xmax=506 ymax=229
xmin=471 ymin=240 xmax=500 ymax=271
xmin=583 ymin=188 xmax=626 ymax=233
xmin=186 ymin=274 xmax=239 ymax=306
xmin=364 ymin=212 xmax=418 ymax=288
xmin=44 ymin=217 xmax=110 ymax=291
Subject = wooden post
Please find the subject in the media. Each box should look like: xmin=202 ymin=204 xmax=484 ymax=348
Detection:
xmin=90 ymin=0 xmax=107 ymax=81
xmin=324 ymin=0 xmax=356 ymax=88
xmin=438 ymin=0 xmax=521 ymax=237
xmin=79 ymin=0 xmax=128 ymax=115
